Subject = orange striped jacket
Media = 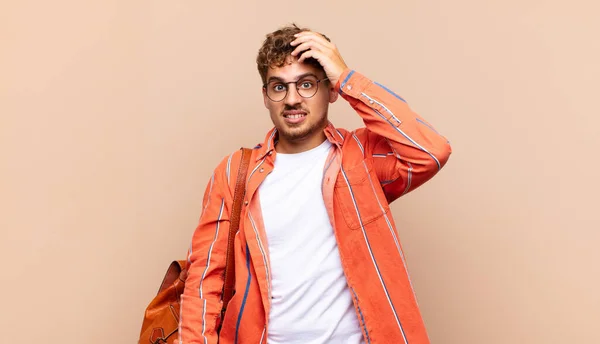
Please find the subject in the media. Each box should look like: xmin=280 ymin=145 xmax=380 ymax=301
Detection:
xmin=179 ymin=69 xmax=452 ymax=344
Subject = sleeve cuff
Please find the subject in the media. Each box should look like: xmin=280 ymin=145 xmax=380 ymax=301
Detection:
xmin=335 ymin=68 xmax=352 ymax=91
xmin=336 ymin=69 xmax=373 ymax=98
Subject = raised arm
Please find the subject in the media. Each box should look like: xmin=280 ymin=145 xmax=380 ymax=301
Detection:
xmin=337 ymin=69 xmax=451 ymax=202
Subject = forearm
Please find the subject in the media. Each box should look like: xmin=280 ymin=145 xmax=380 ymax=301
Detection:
xmin=338 ymin=69 xmax=450 ymax=165
xmin=337 ymin=69 xmax=451 ymax=199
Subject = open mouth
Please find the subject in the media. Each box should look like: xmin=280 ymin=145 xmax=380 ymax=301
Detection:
xmin=282 ymin=110 xmax=308 ymax=124
xmin=284 ymin=114 xmax=306 ymax=119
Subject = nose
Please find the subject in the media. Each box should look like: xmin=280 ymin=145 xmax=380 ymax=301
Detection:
xmin=283 ymin=85 xmax=302 ymax=106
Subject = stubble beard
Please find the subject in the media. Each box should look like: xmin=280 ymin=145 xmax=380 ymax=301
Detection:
xmin=277 ymin=111 xmax=328 ymax=143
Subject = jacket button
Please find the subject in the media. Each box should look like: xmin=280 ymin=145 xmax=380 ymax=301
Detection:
xmin=244 ymin=201 xmax=248 ymax=205
xmin=259 ymin=168 xmax=264 ymax=173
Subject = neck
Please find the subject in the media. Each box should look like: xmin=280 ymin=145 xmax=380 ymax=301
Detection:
xmin=275 ymin=131 xmax=327 ymax=154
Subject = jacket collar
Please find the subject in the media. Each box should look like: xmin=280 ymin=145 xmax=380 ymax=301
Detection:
xmin=255 ymin=122 xmax=345 ymax=161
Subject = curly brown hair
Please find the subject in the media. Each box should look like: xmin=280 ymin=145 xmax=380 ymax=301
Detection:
xmin=256 ymin=24 xmax=330 ymax=85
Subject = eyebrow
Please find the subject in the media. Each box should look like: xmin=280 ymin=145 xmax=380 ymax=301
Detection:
xmin=266 ymin=73 xmax=318 ymax=84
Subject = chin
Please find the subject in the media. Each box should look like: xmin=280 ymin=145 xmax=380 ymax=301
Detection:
xmin=278 ymin=126 xmax=312 ymax=142
xmin=273 ymin=114 xmax=327 ymax=141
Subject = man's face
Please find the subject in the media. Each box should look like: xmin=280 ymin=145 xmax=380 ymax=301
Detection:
xmin=262 ymin=56 xmax=338 ymax=143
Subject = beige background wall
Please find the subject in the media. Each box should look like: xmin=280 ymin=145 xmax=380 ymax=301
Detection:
xmin=2 ymin=0 xmax=599 ymax=343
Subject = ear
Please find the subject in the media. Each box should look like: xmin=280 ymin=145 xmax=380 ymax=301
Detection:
xmin=328 ymin=84 xmax=339 ymax=103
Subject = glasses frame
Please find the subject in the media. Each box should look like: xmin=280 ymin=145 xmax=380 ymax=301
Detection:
xmin=262 ymin=77 xmax=329 ymax=102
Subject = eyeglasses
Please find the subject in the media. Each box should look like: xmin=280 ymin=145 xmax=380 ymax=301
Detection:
xmin=263 ymin=76 xmax=329 ymax=102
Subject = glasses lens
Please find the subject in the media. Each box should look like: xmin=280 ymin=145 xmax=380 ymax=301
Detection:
xmin=265 ymin=77 xmax=321 ymax=101
xmin=297 ymin=77 xmax=319 ymax=98
xmin=266 ymin=82 xmax=287 ymax=102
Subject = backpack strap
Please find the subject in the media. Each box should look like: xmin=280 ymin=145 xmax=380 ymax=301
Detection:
xmin=220 ymin=147 xmax=252 ymax=325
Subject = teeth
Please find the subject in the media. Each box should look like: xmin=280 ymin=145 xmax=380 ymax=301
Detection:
xmin=286 ymin=114 xmax=305 ymax=119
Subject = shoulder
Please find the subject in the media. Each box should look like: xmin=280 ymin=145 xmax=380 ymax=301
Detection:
xmin=332 ymin=127 xmax=375 ymax=142
xmin=212 ymin=147 xmax=258 ymax=189
xmin=336 ymin=126 xmax=371 ymax=144
xmin=339 ymin=127 xmax=386 ymax=154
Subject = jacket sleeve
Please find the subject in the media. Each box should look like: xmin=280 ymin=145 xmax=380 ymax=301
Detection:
xmin=337 ymin=69 xmax=452 ymax=203
xmin=179 ymin=155 xmax=233 ymax=344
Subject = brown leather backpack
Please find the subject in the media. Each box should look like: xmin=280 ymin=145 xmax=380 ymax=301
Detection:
xmin=138 ymin=148 xmax=252 ymax=344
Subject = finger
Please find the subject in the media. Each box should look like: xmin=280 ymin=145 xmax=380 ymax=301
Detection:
xmin=291 ymin=32 xmax=333 ymax=48
xmin=291 ymin=40 xmax=329 ymax=57
xmin=294 ymin=30 xmax=326 ymax=41
xmin=292 ymin=34 xmax=333 ymax=50
xmin=297 ymin=49 xmax=323 ymax=63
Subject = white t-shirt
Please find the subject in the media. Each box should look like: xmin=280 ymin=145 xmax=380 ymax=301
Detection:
xmin=258 ymin=139 xmax=364 ymax=344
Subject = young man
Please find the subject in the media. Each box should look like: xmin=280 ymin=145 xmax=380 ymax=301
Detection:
xmin=179 ymin=24 xmax=451 ymax=344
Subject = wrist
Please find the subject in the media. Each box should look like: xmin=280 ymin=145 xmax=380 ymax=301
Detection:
xmin=335 ymin=68 xmax=353 ymax=91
